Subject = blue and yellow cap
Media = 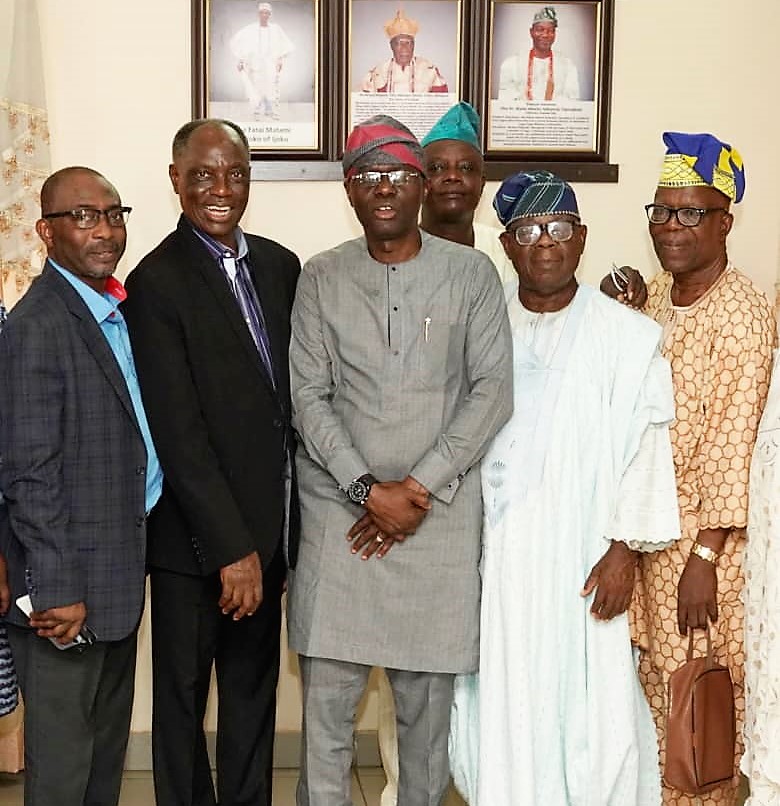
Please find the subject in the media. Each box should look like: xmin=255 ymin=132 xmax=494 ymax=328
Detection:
xmin=658 ymin=132 xmax=745 ymax=203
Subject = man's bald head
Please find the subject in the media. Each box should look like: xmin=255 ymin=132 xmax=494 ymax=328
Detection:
xmin=171 ymin=119 xmax=250 ymax=161
xmin=36 ymin=166 xmax=127 ymax=293
xmin=40 ymin=167 xmax=118 ymax=217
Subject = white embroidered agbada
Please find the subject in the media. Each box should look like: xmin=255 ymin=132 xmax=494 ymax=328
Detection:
xmin=743 ymin=349 xmax=780 ymax=806
xmin=450 ymin=284 xmax=680 ymax=806
xmin=230 ymin=21 xmax=294 ymax=111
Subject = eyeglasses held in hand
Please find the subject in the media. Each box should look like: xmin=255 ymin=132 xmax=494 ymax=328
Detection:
xmin=510 ymin=219 xmax=577 ymax=246
xmin=644 ymin=204 xmax=727 ymax=227
xmin=43 ymin=207 xmax=132 ymax=229
xmin=350 ymin=170 xmax=421 ymax=187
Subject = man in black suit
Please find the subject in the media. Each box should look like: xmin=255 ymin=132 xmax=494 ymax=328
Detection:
xmin=122 ymin=119 xmax=300 ymax=806
xmin=0 ymin=166 xmax=162 ymax=806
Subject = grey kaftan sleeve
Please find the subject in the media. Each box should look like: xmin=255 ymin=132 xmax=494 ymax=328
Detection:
xmin=289 ymin=261 xmax=371 ymax=491
xmin=410 ymin=258 xmax=513 ymax=503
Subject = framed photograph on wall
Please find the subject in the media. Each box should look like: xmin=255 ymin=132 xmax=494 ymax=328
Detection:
xmin=346 ymin=0 xmax=464 ymax=144
xmin=478 ymin=0 xmax=614 ymax=164
xmin=193 ymin=0 xmax=326 ymax=157
xmin=191 ymin=0 xmax=617 ymax=180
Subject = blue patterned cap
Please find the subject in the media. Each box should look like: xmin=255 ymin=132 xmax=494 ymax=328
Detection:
xmin=421 ymin=102 xmax=481 ymax=151
xmin=493 ymin=170 xmax=579 ymax=227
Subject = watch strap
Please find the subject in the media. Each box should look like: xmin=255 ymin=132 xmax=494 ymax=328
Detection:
xmin=690 ymin=542 xmax=719 ymax=564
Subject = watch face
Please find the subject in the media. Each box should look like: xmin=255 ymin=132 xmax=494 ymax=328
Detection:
xmin=348 ymin=480 xmax=369 ymax=503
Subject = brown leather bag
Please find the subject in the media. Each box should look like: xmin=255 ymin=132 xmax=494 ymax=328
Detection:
xmin=664 ymin=628 xmax=735 ymax=794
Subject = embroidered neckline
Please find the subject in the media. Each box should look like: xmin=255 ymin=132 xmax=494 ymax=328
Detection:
xmin=526 ymin=50 xmax=554 ymax=100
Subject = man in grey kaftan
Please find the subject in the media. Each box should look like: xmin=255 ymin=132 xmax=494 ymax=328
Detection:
xmin=287 ymin=116 xmax=512 ymax=806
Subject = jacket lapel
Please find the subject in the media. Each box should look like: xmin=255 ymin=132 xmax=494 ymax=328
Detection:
xmin=176 ymin=219 xmax=277 ymax=395
xmin=44 ymin=264 xmax=141 ymax=432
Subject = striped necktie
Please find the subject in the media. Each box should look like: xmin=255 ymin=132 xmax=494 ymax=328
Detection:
xmin=222 ymin=255 xmax=276 ymax=387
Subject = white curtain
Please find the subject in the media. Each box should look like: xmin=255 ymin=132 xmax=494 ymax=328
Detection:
xmin=0 ymin=0 xmax=50 ymax=311
xmin=0 ymin=0 xmax=51 ymax=771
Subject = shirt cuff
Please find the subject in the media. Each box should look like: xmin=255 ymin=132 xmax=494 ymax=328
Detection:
xmin=410 ymin=451 xmax=461 ymax=504
xmin=328 ymin=448 xmax=371 ymax=492
xmin=603 ymin=534 xmax=677 ymax=553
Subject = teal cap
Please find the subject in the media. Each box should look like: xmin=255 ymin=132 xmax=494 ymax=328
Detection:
xmin=421 ymin=102 xmax=481 ymax=151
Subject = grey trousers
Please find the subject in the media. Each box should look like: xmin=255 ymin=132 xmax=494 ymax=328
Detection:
xmin=296 ymin=655 xmax=454 ymax=806
xmin=6 ymin=623 xmax=137 ymax=806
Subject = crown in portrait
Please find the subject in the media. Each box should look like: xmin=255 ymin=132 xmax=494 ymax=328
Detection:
xmin=385 ymin=9 xmax=419 ymax=38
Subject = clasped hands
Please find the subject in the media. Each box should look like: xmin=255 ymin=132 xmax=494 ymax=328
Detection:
xmin=347 ymin=476 xmax=431 ymax=559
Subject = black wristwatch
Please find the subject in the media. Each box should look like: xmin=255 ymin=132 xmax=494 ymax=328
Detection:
xmin=346 ymin=473 xmax=378 ymax=506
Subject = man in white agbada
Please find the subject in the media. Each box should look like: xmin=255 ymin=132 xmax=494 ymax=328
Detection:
xmin=449 ymin=170 xmax=680 ymax=805
xmin=499 ymin=6 xmax=580 ymax=101
xmin=744 ymin=352 xmax=780 ymax=806
xmin=230 ymin=2 xmax=294 ymax=119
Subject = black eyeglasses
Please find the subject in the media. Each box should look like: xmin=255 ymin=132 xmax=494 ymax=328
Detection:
xmin=644 ymin=204 xmax=727 ymax=227
xmin=43 ymin=207 xmax=132 ymax=229
xmin=350 ymin=170 xmax=421 ymax=187
xmin=509 ymin=219 xmax=578 ymax=246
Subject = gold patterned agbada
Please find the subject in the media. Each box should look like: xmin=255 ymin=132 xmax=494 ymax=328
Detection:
xmin=631 ymin=267 xmax=776 ymax=806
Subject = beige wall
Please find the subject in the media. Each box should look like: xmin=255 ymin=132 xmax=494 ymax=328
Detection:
xmin=36 ymin=0 xmax=780 ymax=734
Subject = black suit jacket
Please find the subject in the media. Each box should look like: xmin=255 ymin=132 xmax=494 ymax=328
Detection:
xmin=123 ymin=216 xmax=300 ymax=575
xmin=0 ymin=264 xmax=149 ymax=640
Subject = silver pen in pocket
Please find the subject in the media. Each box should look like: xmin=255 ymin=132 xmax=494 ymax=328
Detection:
xmin=424 ymin=316 xmax=431 ymax=343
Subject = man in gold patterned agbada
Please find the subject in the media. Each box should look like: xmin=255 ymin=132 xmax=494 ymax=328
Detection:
xmin=630 ymin=131 xmax=776 ymax=806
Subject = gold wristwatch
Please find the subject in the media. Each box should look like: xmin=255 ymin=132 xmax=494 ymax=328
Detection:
xmin=690 ymin=542 xmax=719 ymax=564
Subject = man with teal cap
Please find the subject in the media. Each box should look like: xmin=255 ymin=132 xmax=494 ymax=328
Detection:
xmin=419 ymin=101 xmax=515 ymax=286
xmin=449 ymin=169 xmax=680 ymax=805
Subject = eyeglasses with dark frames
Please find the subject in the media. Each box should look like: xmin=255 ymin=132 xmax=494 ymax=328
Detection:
xmin=43 ymin=207 xmax=132 ymax=229
xmin=509 ymin=219 xmax=578 ymax=246
xmin=644 ymin=204 xmax=727 ymax=228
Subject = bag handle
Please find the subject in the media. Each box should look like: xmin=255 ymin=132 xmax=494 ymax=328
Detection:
xmin=686 ymin=625 xmax=713 ymax=668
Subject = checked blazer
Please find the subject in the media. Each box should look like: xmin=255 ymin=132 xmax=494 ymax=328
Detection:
xmin=0 ymin=263 xmax=149 ymax=642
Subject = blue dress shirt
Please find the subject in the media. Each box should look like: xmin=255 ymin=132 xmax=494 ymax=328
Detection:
xmin=52 ymin=261 xmax=163 ymax=513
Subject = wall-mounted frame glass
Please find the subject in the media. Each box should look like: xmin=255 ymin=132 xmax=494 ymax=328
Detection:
xmin=193 ymin=0 xmax=326 ymax=158
xmin=191 ymin=0 xmax=617 ymax=181
xmin=477 ymin=0 xmax=614 ymax=168
xmin=345 ymin=0 xmax=464 ymax=143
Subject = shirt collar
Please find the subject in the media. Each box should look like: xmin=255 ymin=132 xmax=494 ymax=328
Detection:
xmin=50 ymin=259 xmax=126 ymax=325
xmin=186 ymin=218 xmax=249 ymax=262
